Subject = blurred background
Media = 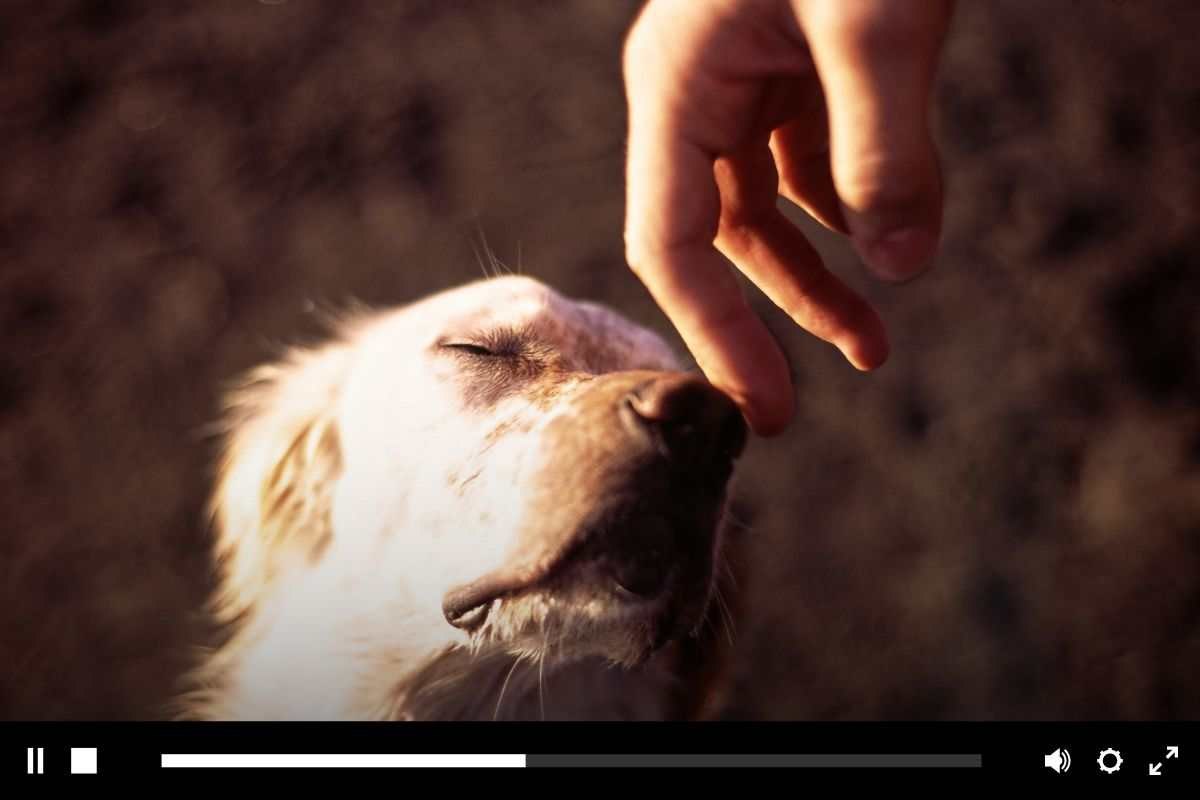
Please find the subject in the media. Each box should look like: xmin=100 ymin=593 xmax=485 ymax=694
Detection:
xmin=1 ymin=0 xmax=1197 ymax=720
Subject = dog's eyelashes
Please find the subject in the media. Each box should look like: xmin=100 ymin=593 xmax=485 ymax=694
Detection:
xmin=439 ymin=327 xmax=529 ymax=359
xmin=441 ymin=342 xmax=498 ymax=358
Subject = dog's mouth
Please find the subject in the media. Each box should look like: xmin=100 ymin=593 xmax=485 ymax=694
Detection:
xmin=439 ymin=468 xmax=739 ymax=671
xmin=442 ymin=506 xmax=689 ymax=635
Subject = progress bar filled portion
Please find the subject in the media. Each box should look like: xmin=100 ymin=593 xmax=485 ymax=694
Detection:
xmin=162 ymin=754 xmax=526 ymax=768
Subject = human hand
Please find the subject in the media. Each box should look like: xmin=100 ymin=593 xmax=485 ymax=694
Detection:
xmin=622 ymin=0 xmax=955 ymax=435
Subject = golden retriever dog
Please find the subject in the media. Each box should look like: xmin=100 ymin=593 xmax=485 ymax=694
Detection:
xmin=178 ymin=275 xmax=749 ymax=720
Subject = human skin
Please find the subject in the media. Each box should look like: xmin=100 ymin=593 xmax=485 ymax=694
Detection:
xmin=622 ymin=0 xmax=956 ymax=435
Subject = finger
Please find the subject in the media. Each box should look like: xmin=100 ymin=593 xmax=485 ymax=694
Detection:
xmin=625 ymin=132 xmax=795 ymax=437
xmin=714 ymin=140 xmax=889 ymax=371
xmin=620 ymin=0 xmax=817 ymax=435
xmin=770 ymin=119 xmax=848 ymax=236
xmin=798 ymin=0 xmax=954 ymax=282
xmin=759 ymin=79 xmax=850 ymax=236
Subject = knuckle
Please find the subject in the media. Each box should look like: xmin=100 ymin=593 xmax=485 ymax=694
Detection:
xmin=837 ymin=156 xmax=931 ymax=215
xmin=621 ymin=11 xmax=657 ymax=81
xmin=823 ymin=4 xmax=926 ymax=56
xmin=626 ymin=255 xmax=646 ymax=280
xmin=620 ymin=35 xmax=640 ymax=81
xmin=623 ymin=235 xmax=654 ymax=279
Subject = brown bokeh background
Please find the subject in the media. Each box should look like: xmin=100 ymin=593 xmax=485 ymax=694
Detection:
xmin=1 ymin=0 xmax=1197 ymax=720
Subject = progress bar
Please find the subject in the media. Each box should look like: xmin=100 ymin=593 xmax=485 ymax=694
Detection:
xmin=162 ymin=754 xmax=525 ymax=768
xmin=160 ymin=753 xmax=981 ymax=768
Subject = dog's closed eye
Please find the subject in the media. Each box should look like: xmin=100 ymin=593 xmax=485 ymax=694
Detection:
xmin=437 ymin=327 xmax=553 ymax=408
xmin=440 ymin=341 xmax=499 ymax=358
xmin=438 ymin=326 xmax=532 ymax=360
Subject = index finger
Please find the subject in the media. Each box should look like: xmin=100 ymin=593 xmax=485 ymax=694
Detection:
xmin=624 ymin=111 xmax=795 ymax=437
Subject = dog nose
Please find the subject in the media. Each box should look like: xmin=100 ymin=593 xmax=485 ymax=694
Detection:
xmin=623 ymin=373 xmax=747 ymax=462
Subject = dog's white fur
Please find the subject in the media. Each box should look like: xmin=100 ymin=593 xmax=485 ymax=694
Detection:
xmin=179 ymin=276 xmax=738 ymax=721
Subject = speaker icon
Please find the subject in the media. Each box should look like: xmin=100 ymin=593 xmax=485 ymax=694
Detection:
xmin=1044 ymin=748 xmax=1072 ymax=773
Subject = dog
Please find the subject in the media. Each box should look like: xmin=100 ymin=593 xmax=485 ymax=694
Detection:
xmin=178 ymin=275 xmax=749 ymax=721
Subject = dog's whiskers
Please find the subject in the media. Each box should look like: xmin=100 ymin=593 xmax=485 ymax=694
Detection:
xmin=471 ymin=224 xmax=516 ymax=279
xmin=720 ymin=507 xmax=754 ymax=534
xmin=538 ymin=644 xmax=547 ymax=721
xmin=471 ymin=240 xmax=491 ymax=279
xmin=719 ymin=558 xmax=740 ymax=592
xmin=493 ymin=653 xmax=525 ymax=721
xmin=486 ymin=246 xmax=502 ymax=277
xmin=714 ymin=587 xmax=737 ymax=647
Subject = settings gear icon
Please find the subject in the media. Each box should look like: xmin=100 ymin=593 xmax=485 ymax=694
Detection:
xmin=1098 ymin=748 xmax=1123 ymax=774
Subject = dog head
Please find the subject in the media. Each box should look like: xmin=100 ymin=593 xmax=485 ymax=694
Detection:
xmin=207 ymin=276 xmax=746 ymax=715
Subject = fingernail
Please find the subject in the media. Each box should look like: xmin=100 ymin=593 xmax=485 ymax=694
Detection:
xmin=858 ymin=227 xmax=938 ymax=283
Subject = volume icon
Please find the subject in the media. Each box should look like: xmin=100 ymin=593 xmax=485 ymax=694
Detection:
xmin=1044 ymin=748 xmax=1071 ymax=773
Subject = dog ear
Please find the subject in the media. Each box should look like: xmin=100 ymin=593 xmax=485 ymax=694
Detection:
xmin=208 ymin=341 xmax=352 ymax=617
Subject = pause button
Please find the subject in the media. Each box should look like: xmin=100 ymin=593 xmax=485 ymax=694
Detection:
xmin=25 ymin=747 xmax=98 ymax=775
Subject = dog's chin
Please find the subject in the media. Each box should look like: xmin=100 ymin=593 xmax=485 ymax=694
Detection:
xmin=465 ymin=555 xmax=716 ymax=669
xmin=443 ymin=475 xmax=733 ymax=669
